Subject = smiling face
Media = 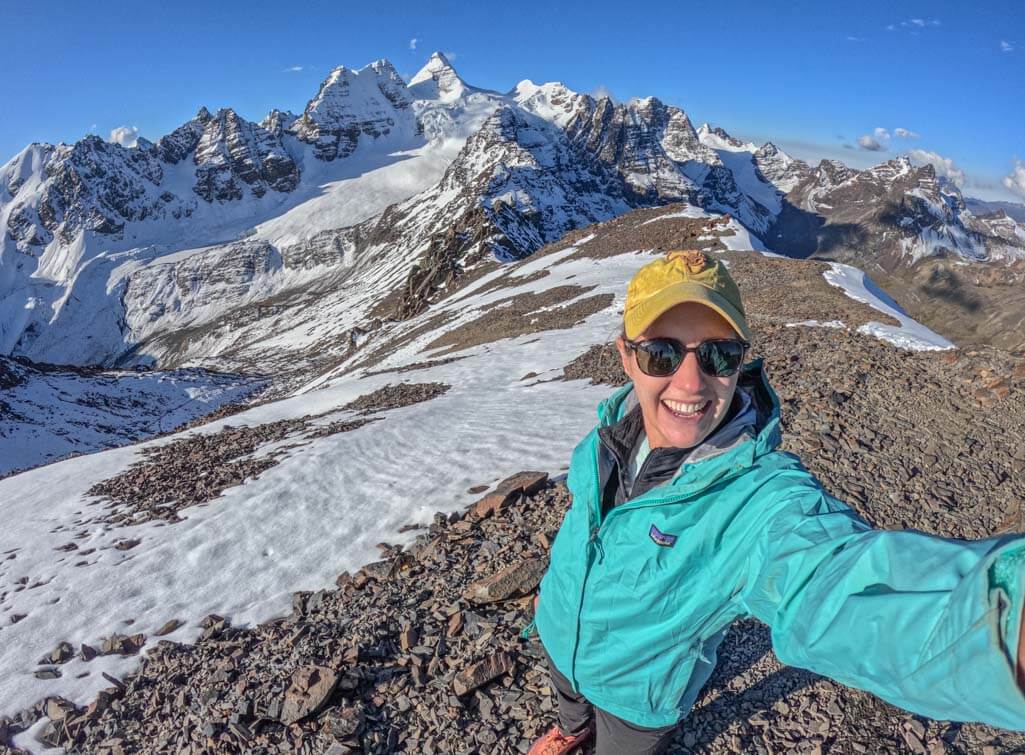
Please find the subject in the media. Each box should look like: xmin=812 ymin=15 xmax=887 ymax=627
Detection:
xmin=616 ymin=302 xmax=741 ymax=449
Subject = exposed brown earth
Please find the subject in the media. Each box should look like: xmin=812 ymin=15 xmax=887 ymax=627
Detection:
xmin=881 ymin=257 xmax=1025 ymax=353
xmin=561 ymin=343 xmax=627 ymax=386
xmin=341 ymin=383 xmax=450 ymax=415
xmin=563 ymin=208 xmax=736 ymax=262
xmin=425 ymin=288 xmax=613 ymax=357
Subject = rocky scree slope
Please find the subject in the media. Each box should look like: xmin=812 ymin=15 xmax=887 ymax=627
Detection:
xmin=5 ymin=242 xmax=1025 ymax=753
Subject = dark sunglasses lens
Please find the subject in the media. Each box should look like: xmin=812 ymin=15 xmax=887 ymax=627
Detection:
xmin=697 ymin=340 xmax=745 ymax=376
xmin=636 ymin=339 xmax=683 ymax=376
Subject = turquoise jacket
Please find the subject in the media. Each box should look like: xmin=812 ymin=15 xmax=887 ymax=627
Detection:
xmin=536 ymin=360 xmax=1025 ymax=729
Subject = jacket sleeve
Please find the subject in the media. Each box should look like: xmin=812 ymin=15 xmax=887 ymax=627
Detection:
xmin=739 ymin=469 xmax=1025 ymax=730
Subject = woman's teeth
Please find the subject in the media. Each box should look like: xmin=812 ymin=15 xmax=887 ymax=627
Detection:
xmin=663 ymin=399 xmax=709 ymax=416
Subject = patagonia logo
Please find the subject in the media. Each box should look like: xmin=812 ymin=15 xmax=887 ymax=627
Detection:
xmin=649 ymin=524 xmax=677 ymax=548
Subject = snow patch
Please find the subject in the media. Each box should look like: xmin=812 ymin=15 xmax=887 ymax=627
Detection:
xmin=785 ymin=319 xmax=848 ymax=330
xmin=823 ymin=263 xmax=954 ymax=351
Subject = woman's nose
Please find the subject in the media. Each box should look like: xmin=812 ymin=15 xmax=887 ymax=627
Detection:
xmin=671 ymin=351 xmax=704 ymax=394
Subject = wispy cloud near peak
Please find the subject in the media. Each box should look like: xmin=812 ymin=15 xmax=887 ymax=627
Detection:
xmin=109 ymin=126 xmax=139 ymax=148
xmin=858 ymin=134 xmax=884 ymax=151
xmin=908 ymin=148 xmax=965 ymax=187
xmin=1003 ymin=159 xmax=1025 ymax=199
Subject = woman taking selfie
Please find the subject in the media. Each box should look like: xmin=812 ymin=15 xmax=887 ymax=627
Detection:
xmin=528 ymin=250 xmax=1025 ymax=755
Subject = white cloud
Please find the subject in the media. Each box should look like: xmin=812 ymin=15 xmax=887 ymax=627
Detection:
xmin=896 ymin=18 xmax=940 ymax=30
xmin=591 ymin=84 xmax=617 ymax=103
xmin=856 ymin=127 xmax=920 ymax=151
xmin=108 ymin=126 xmax=139 ymax=148
xmin=846 ymin=35 xmax=864 ymax=42
xmin=409 ymin=37 xmax=418 ymax=50
xmin=885 ymin=24 xmax=896 ymax=31
xmin=89 ymin=123 xmax=97 ymax=131
xmin=1001 ymin=40 xmax=1015 ymax=53
xmin=282 ymin=65 xmax=303 ymax=73
xmin=908 ymin=148 xmax=966 ymax=187
xmin=1002 ymin=159 xmax=1025 ymax=199
xmin=856 ymin=127 xmax=891 ymax=151
xmin=443 ymin=50 xmax=457 ymax=61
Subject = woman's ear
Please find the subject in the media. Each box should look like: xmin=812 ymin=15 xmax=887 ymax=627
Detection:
xmin=615 ymin=337 xmax=634 ymax=379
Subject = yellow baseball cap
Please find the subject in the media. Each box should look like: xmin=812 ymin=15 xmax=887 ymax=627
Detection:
xmin=624 ymin=250 xmax=750 ymax=341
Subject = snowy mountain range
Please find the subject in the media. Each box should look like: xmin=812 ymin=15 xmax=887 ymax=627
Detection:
xmin=2 ymin=52 xmax=1024 ymax=373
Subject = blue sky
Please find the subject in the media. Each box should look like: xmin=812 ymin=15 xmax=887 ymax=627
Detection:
xmin=3 ymin=0 xmax=1023 ymax=201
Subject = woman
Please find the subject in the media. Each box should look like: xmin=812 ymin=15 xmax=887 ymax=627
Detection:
xmin=528 ymin=250 xmax=1025 ymax=755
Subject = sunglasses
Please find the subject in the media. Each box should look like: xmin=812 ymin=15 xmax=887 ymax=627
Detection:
xmin=623 ymin=337 xmax=749 ymax=378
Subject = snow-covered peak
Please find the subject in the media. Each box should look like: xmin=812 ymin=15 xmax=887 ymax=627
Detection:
xmin=754 ymin=141 xmax=793 ymax=164
xmin=156 ymin=108 xmax=213 ymax=164
xmin=511 ymin=79 xmax=589 ymax=128
xmin=867 ymin=155 xmax=914 ymax=183
xmin=751 ymin=141 xmax=807 ymax=194
xmin=301 ymin=60 xmax=411 ymax=125
xmin=260 ymin=109 xmax=299 ymax=135
xmin=408 ymin=52 xmax=469 ymax=102
xmin=293 ymin=60 xmax=415 ymax=160
xmin=1 ymin=143 xmax=55 ymax=199
xmin=367 ymin=58 xmax=414 ymax=110
xmin=697 ymin=123 xmax=757 ymax=153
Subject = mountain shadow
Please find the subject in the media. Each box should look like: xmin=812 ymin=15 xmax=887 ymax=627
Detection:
xmin=762 ymin=198 xmax=867 ymax=259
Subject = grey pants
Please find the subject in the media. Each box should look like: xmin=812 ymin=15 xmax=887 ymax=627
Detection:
xmin=544 ymin=647 xmax=678 ymax=755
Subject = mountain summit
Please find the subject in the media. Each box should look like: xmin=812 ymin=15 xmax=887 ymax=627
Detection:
xmin=1 ymin=53 xmax=1023 ymax=371
xmin=409 ymin=51 xmax=471 ymax=102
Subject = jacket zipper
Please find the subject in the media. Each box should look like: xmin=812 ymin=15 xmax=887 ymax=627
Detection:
xmin=570 ymin=525 xmax=602 ymax=691
xmin=567 ymin=463 xmax=737 ymax=690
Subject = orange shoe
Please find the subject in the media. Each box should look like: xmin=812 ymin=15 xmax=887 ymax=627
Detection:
xmin=527 ymin=724 xmax=593 ymax=755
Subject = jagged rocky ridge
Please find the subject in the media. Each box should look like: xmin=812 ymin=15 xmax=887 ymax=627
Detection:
xmin=2 ymin=53 xmax=1024 ymax=369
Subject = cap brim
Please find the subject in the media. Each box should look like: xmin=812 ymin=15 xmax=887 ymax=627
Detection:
xmin=624 ymin=282 xmax=751 ymax=342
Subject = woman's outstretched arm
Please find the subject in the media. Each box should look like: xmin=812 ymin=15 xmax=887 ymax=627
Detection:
xmin=739 ymin=469 xmax=1025 ymax=731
